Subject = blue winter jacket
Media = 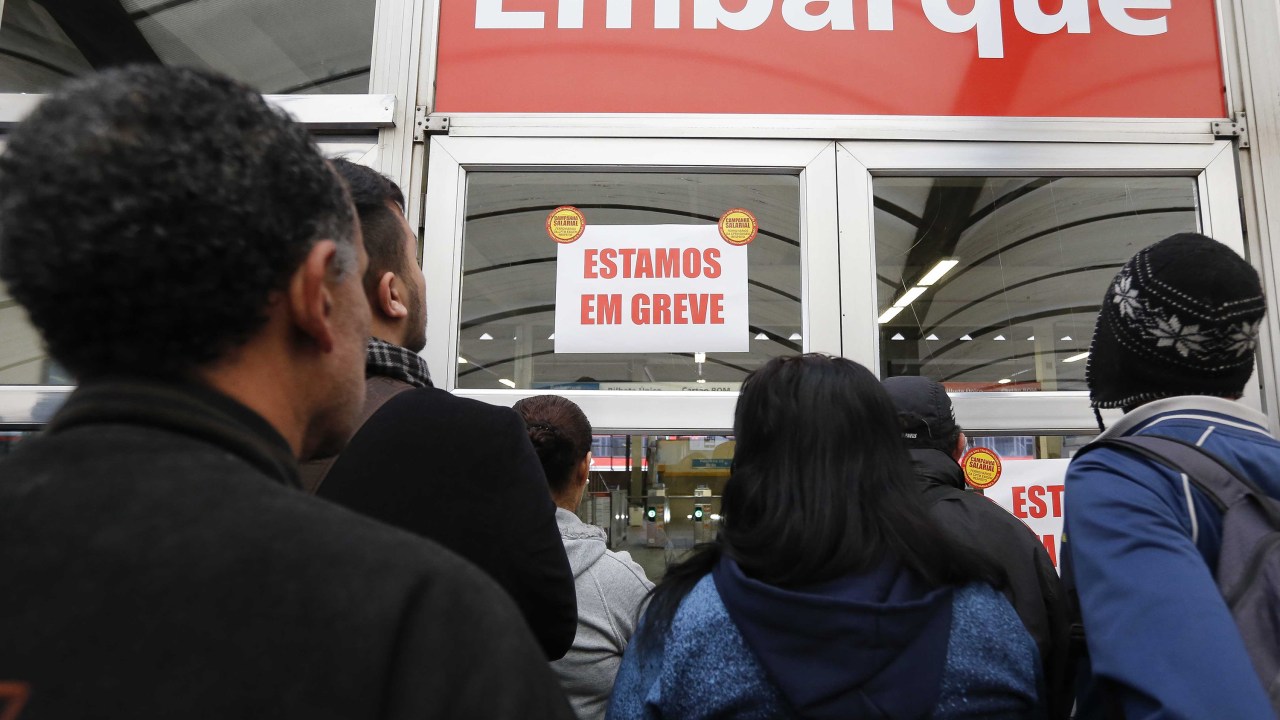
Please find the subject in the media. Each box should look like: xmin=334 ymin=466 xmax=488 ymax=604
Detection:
xmin=607 ymin=556 xmax=1040 ymax=719
xmin=1062 ymin=395 xmax=1280 ymax=719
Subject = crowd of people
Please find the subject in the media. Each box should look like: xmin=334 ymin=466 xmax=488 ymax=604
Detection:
xmin=0 ymin=65 xmax=1277 ymax=719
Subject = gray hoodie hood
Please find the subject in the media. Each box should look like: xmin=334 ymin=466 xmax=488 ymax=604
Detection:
xmin=556 ymin=508 xmax=608 ymax=579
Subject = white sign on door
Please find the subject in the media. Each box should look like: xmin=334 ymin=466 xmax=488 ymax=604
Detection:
xmin=554 ymin=224 xmax=749 ymax=353
xmin=984 ymin=459 xmax=1069 ymax=569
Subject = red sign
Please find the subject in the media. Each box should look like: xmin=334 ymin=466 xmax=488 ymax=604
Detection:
xmin=436 ymin=0 xmax=1225 ymax=118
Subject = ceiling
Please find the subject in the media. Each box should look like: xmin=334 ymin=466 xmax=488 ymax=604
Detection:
xmin=0 ymin=0 xmax=374 ymax=94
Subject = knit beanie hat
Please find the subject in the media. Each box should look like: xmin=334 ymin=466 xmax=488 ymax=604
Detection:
xmin=1087 ymin=233 xmax=1266 ymax=409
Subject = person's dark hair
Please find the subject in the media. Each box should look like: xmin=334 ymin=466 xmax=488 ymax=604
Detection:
xmin=642 ymin=354 xmax=1003 ymax=646
xmin=329 ymin=158 xmax=411 ymax=300
xmin=0 ymin=65 xmax=355 ymax=381
xmin=513 ymin=395 xmax=593 ymax=494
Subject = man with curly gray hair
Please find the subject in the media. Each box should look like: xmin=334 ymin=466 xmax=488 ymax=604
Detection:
xmin=0 ymin=65 xmax=571 ymax=719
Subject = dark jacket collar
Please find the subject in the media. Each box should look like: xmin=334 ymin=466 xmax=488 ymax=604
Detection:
xmin=47 ymin=378 xmax=300 ymax=488
xmin=908 ymin=447 xmax=966 ymax=491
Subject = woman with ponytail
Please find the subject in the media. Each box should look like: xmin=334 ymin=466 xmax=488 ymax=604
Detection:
xmin=515 ymin=395 xmax=654 ymax=720
xmin=607 ymin=354 xmax=1042 ymax=720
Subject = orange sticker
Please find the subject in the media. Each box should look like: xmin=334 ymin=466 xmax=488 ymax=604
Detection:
xmin=718 ymin=208 xmax=758 ymax=246
xmin=961 ymin=447 xmax=1003 ymax=490
xmin=546 ymin=206 xmax=586 ymax=243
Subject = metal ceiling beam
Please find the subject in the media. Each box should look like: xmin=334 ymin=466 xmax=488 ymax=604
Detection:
xmin=38 ymin=0 xmax=160 ymax=68
xmin=883 ymin=181 xmax=984 ymax=327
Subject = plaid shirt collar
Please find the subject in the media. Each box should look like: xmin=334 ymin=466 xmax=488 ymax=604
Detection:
xmin=366 ymin=337 xmax=433 ymax=389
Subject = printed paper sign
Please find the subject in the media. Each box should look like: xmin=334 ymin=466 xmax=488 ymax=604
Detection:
xmin=554 ymin=224 xmax=748 ymax=353
xmin=984 ymin=459 xmax=1069 ymax=569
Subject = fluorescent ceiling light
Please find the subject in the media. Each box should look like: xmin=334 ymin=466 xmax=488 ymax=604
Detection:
xmin=498 ymin=378 xmax=516 ymax=388
xmin=890 ymin=333 xmax=906 ymax=341
xmin=696 ymin=378 xmax=706 ymax=384
xmin=925 ymin=333 xmax=939 ymax=341
xmin=479 ymin=332 xmax=494 ymax=340
xmin=997 ymin=378 xmax=1012 ymax=384
xmin=458 ymin=356 xmax=468 ymax=364
xmin=960 ymin=334 xmax=973 ymax=341
xmin=548 ymin=333 xmax=555 ymax=340
xmin=1061 ymin=335 xmax=1073 ymax=341
xmin=917 ymin=258 xmax=960 ymax=286
xmin=1026 ymin=335 xmax=1035 ymax=341
xmin=877 ymin=306 xmax=904 ymax=324
xmin=754 ymin=332 xmax=769 ymax=340
xmin=893 ymin=286 xmax=928 ymax=308
xmin=993 ymin=334 xmax=1006 ymax=341
xmin=1063 ymin=352 xmax=1090 ymax=363
xmin=788 ymin=332 xmax=802 ymax=341
xmin=694 ymin=352 xmax=706 ymax=364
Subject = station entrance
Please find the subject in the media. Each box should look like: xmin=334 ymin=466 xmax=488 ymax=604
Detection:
xmin=415 ymin=136 xmax=1251 ymax=580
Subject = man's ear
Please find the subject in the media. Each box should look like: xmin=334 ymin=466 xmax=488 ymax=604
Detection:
xmin=287 ymin=240 xmax=340 ymax=353
xmin=376 ymin=271 xmax=409 ymax=320
xmin=954 ymin=431 xmax=967 ymax=462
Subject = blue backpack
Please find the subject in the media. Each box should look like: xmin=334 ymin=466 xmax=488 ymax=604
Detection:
xmin=1080 ymin=435 xmax=1280 ymax=713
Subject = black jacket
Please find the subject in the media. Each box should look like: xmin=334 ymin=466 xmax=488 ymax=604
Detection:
xmin=318 ymin=387 xmax=578 ymax=660
xmin=0 ymin=379 xmax=572 ymax=720
xmin=911 ymin=447 xmax=1072 ymax=720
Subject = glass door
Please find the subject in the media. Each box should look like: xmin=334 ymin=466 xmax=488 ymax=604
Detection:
xmin=423 ymin=137 xmax=840 ymax=432
xmin=837 ymin=140 xmax=1249 ymax=434
xmin=837 ymin=140 xmax=1248 ymax=566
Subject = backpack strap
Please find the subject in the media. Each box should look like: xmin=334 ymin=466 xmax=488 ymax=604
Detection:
xmin=1084 ymin=436 xmax=1280 ymax=528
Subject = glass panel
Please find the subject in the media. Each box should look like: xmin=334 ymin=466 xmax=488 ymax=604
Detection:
xmin=0 ymin=0 xmax=374 ymax=94
xmin=0 ymin=279 xmax=70 ymax=384
xmin=874 ymin=177 xmax=1199 ymax=391
xmin=966 ymin=434 xmax=1095 ymax=460
xmin=320 ymin=137 xmax=379 ymax=167
xmin=457 ymin=172 xmax=803 ymax=391
xmin=592 ymin=431 xmax=1092 ymax=581
xmin=0 ymin=430 xmax=36 ymax=454
xmin=586 ymin=433 xmax=731 ymax=583
xmin=963 ymin=433 xmax=1093 ymax=569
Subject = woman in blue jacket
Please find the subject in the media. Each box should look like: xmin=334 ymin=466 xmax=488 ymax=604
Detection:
xmin=608 ymin=354 xmax=1042 ymax=720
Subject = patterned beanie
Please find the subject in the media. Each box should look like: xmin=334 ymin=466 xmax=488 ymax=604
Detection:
xmin=1087 ymin=233 xmax=1266 ymax=409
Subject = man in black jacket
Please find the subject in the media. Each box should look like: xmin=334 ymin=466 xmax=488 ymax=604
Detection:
xmin=307 ymin=160 xmax=577 ymax=660
xmin=0 ymin=66 xmax=571 ymax=719
xmin=882 ymin=375 xmax=1071 ymax=720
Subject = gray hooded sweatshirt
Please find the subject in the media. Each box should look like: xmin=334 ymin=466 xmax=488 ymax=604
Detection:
xmin=551 ymin=508 xmax=654 ymax=720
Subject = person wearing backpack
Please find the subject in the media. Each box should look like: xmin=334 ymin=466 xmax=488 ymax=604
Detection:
xmin=1062 ymin=232 xmax=1280 ymax=719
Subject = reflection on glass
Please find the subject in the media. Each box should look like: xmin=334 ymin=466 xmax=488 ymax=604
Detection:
xmin=457 ymin=172 xmax=803 ymax=390
xmin=0 ymin=0 xmax=374 ymax=94
xmin=874 ymin=177 xmax=1198 ymax=391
